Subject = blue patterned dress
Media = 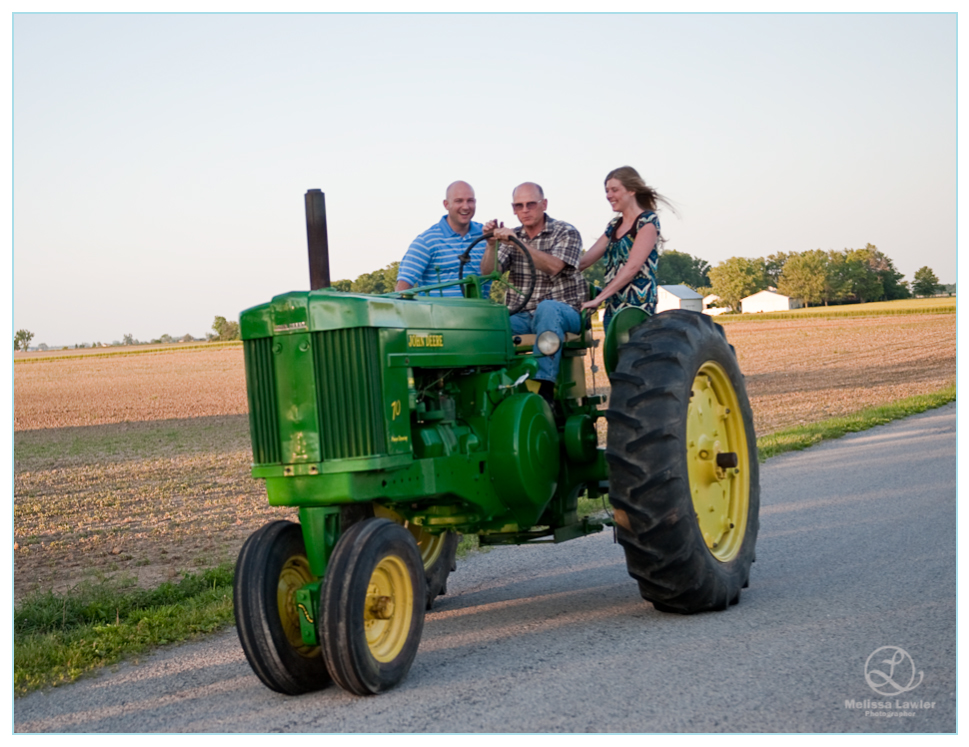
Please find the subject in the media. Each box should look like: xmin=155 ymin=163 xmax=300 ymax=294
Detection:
xmin=602 ymin=211 xmax=660 ymax=330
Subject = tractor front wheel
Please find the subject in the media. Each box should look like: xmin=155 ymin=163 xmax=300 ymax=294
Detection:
xmin=234 ymin=520 xmax=331 ymax=694
xmin=320 ymin=518 xmax=426 ymax=695
xmin=606 ymin=310 xmax=759 ymax=613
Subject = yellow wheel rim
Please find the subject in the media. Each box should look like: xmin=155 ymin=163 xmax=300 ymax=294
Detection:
xmin=686 ymin=361 xmax=750 ymax=562
xmin=276 ymin=554 xmax=318 ymax=657
xmin=412 ymin=526 xmax=445 ymax=570
xmin=374 ymin=506 xmax=444 ymax=572
xmin=364 ymin=554 xmax=414 ymax=663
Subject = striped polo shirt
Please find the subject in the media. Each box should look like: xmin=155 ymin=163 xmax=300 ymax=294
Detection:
xmin=398 ymin=216 xmax=487 ymax=297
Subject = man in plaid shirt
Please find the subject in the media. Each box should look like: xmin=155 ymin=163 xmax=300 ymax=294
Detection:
xmin=481 ymin=182 xmax=587 ymax=402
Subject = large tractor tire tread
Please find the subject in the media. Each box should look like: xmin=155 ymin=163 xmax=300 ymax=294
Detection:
xmin=606 ymin=310 xmax=759 ymax=615
xmin=234 ymin=520 xmax=330 ymax=695
xmin=626 ymin=385 xmax=682 ymax=409
xmin=607 ymin=371 xmax=646 ymax=387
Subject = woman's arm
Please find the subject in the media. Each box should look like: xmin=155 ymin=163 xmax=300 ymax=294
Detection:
xmin=578 ymin=233 xmax=610 ymax=271
xmin=581 ymin=223 xmax=657 ymax=311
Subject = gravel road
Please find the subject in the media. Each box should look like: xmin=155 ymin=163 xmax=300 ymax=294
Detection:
xmin=15 ymin=403 xmax=957 ymax=733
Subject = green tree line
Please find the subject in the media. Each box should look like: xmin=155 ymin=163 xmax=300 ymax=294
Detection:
xmin=331 ymin=262 xmax=400 ymax=294
xmin=582 ymin=244 xmax=950 ymax=313
xmin=704 ymin=244 xmax=912 ymax=311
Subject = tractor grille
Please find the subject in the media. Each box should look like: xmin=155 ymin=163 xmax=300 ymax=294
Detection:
xmin=313 ymin=328 xmax=387 ymax=460
xmin=243 ymin=337 xmax=282 ymax=465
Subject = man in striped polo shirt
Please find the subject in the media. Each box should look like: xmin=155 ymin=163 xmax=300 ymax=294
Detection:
xmin=395 ymin=181 xmax=487 ymax=297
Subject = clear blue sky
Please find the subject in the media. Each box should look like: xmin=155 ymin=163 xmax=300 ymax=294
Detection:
xmin=12 ymin=12 xmax=958 ymax=345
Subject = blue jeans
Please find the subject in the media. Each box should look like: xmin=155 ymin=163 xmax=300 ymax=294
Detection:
xmin=510 ymin=300 xmax=583 ymax=383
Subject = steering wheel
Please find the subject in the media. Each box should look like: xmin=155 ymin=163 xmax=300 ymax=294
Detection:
xmin=458 ymin=232 xmax=537 ymax=316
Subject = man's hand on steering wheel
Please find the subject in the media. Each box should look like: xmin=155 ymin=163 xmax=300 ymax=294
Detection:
xmin=482 ymin=219 xmax=504 ymax=245
xmin=491 ymin=226 xmax=518 ymax=244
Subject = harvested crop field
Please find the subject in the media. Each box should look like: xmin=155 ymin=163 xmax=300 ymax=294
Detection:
xmin=724 ymin=314 xmax=955 ymax=433
xmin=13 ymin=312 xmax=956 ymax=599
xmin=14 ymin=346 xmax=248 ymax=431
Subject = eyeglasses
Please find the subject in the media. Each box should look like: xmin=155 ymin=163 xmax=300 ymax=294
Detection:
xmin=512 ymin=201 xmax=541 ymax=211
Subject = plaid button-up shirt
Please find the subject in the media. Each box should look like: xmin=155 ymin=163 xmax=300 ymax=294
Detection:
xmin=496 ymin=215 xmax=587 ymax=313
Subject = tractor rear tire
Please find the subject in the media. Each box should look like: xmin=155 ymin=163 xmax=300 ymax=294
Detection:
xmin=320 ymin=518 xmax=426 ymax=695
xmin=234 ymin=520 xmax=331 ymax=694
xmin=605 ymin=310 xmax=759 ymax=613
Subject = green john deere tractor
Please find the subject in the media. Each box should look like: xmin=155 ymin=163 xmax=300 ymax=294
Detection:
xmin=233 ymin=191 xmax=759 ymax=696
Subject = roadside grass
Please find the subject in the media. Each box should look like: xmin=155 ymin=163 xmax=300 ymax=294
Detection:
xmin=14 ymin=565 xmax=235 ymax=696
xmin=456 ymin=533 xmax=479 ymax=558
xmin=755 ymin=383 xmax=956 ymax=461
xmin=15 ymin=542 xmax=489 ymax=696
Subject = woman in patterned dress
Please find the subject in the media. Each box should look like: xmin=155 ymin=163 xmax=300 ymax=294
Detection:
xmin=580 ymin=166 xmax=671 ymax=330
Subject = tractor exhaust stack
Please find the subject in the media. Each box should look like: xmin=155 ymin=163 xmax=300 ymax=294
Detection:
xmin=305 ymin=189 xmax=331 ymax=290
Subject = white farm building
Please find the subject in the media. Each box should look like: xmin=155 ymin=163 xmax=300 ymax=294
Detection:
xmin=703 ymin=294 xmax=730 ymax=315
xmin=740 ymin=289 xmax=804 ymax=314
xmin=657 ymin=285 xmax=704 ymax=313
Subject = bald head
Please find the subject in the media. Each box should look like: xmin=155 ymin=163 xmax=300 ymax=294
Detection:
xmin=446 ymin=180 xmax=474 ymax=201
xmin=443 ymin=181 xmax=477 ymax=235
xmin=512 ymin=182 xmax=545 ymax=201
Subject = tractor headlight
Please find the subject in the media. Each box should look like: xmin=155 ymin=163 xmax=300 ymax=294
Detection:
xmin=537 ymin=331 xmax=561 ymax=356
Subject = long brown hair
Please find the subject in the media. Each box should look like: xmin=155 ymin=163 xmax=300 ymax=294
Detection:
xmin=605 ymin=166 xmax=673 ymax=213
